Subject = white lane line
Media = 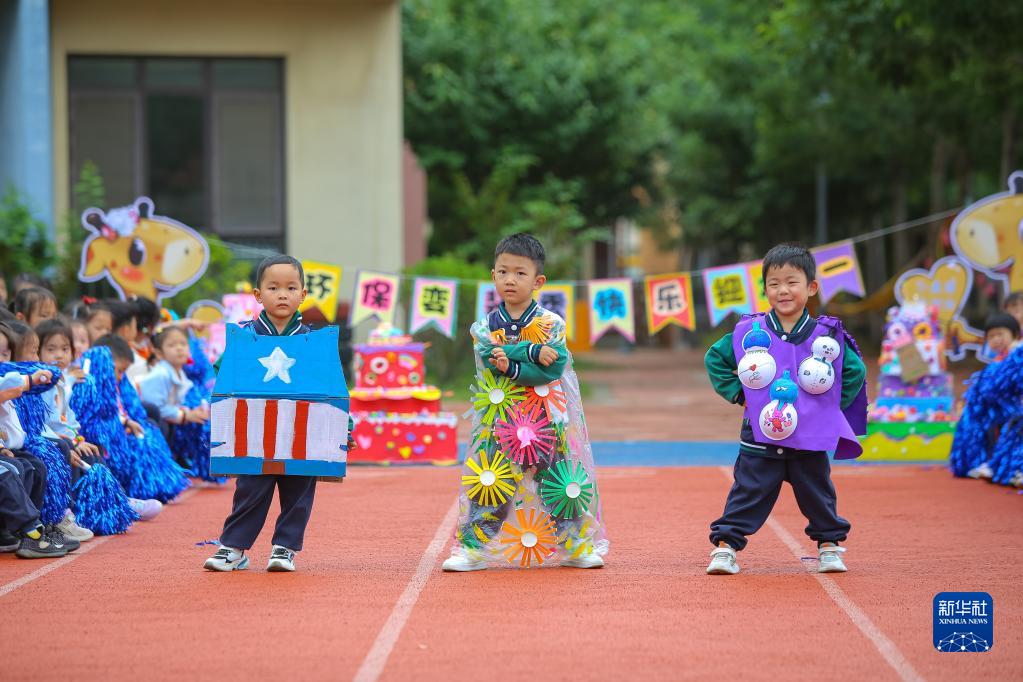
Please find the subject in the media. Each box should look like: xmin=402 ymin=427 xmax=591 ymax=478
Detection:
xmin=353 ymin=499 xmax=459 ymax=682
xmin=0 ymin=486 xmax=199 ymax=599
xmin=717 ymin=466 xmax=924 ymax=682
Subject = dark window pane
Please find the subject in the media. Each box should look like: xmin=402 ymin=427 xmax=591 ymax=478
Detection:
xmin=213 ymin=93 xmax=282 ymax=237
xmin=146 ymin=94 xmax=205 ymax=228
xmin=212 ymin=60 xmax=280 ymax=90
xmin=68 ymin=58 xmax=136 ymax=88
xmin=144 ymin=59 xmax=203 ymax=89
xmin=70 ymin=93 xmax=138 ymax=206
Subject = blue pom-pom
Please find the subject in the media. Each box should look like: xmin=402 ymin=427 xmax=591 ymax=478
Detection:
xmin=741 ymin=321 xmax=771 ymax=351
xmin=128 ymin=430 xmax=191 ymax=503
xmin=72 ymin=462 xmax=139 ymax=535
xmin=25 ymin=436 xmax=72 ymax=525
xmin=949 ymin=348 xmax=1023 ymax=477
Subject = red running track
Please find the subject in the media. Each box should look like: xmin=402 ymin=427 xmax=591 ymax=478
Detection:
xmin=1 ymin=465 xmax=1020 ymax=681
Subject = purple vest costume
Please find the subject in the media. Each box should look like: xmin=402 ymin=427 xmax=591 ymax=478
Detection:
xmin=732 ymin=314 xmax=867 ymax=459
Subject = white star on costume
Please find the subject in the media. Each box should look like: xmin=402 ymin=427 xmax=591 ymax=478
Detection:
xmin=258 ymin=346 xmax=296 ymax=384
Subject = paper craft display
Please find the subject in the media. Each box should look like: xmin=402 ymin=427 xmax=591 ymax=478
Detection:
xmin=812 ymin=240 xmax=866 ymax=304
xmin=894 ymin=256 xmax=984 ymax=360
xmin=587 ymin=278 xmax=635 ymax=344
xmin=539 ymin=460 xmax=593 ymax=519
xmin=222 ymin=293 xmax=262 ymax=324
xmin=300 ymin=260 xmax=343 ymax=322
xmin=703 ymin=265 xmax=753 ymax=326
xmin=645 ymin=273 xmax=696 ymax=332
xmin=78 ymin=196 xmax=210 ymax=303
xmin=736 ymin=321 xmax=777 ymax=390
xmin=210 ymin=325 xmax=350 ymax=479
xmin=409 ymin=277 xmax=458 ymax=338
xmin=743 ymin=263 xmax=772 ymax=314
xmin=951 ymin=170 xmax=1023 ymax=291
xmin=476 ymin=282 xmax=500 ymax=321
xmin=351 ymin=271 xmax=400 ymax=326
xmin=494 ymin=404 xmax=556 ymax=466
xmin=348 ymin=324 xmax=457 ymax=464
xmin=500 ymin=508 xmax=558 ymax=568
xmin=535 ymin=282 xmax=576 ymax=340
xmin=797 ymin=335 xmax=840 ymax=395
xmin=759 ymin=371 xmax=799 ymax=440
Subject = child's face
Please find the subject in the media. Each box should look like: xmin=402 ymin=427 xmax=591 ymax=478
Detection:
xmin=492 ymin=253 xmax=545 ymax=308
xmin=986 ymin=327 xmax=1015 ymax=355
xmin=86 ymin=310 xmax=113 ymax=342
xmin=764 ymin=264 xmax=818 ymax=319
xmin=16 ymin=332 xmax=39 ymax=362
xmin=0 ymin=335 xmax=10 ymax=362
xmin=253 ymin=264 xmax=307 ymax=321
xmin=71 ymin=325 xmax=90 ymax=360
xmin=27 ymin=298 xmax=57 ymax=327
xmin=158 ymin=331 xmax=191 ymax=368
xmin=116 ymin=318 xmax=138 ymax=343
xmin=1006 ymin=299 xmax=1023 ymax=326
xmin=39 ymin=333 xmax=73 ymax=370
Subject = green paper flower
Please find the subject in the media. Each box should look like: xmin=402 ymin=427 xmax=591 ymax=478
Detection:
xmin=471 ymin=369 xmax=526 ymax=424
xmin=539 ymin=459 xmax=593 ymax=518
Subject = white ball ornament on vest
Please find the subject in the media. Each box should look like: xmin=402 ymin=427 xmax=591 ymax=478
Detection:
xmin=737 ymin=321 xmax=777 ymax=390
xmin=797 ymin=334 xmax=840 ymax=395
xmin=760 ymin=370 xmax=799 ymax=440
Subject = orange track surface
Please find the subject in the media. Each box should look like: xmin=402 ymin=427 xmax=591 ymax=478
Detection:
xmin=2 ymin=465 xmax=1020 ymax=681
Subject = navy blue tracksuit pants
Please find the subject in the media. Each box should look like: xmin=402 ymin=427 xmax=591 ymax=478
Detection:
xmin=710 ymin=451 xmax=850 ymax=551
xmin=0 ymin=460 xmax=40 ymax=534
xmin=219 ymin=475 xmax=317 ymax=552
xmin=6 ymin=452 xmax=47 ymax=511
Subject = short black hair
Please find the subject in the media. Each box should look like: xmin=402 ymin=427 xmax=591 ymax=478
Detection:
xmin=104 ymin=299 xmax=135 ymax=331
xmin=12 ymin=272 xmax=52 ymax=292
xmin=152 ymin=325 xmax=189 ymax=351
xmin=35 ymin=318 xmax=73 ymax=349
xmin=985 ymin=312 xmax=1021 ymax=338
xmin=93 ymin=333 xmax=134 ymax=362
xmin=3 ymin=320 xmax=36 ymax=358
xmin=129 ymin=296 xmax=161 ymax=333
xmin=255 ymin=255 xmax=304 ymax=288
xmin=0 ymin=306 xmax=14 ymax=322
xmin=0 ymin=322 xmax=21 ymax=355
xmin=1004 ymin=291 xmax=1023 ymax=308
xmin=12 ymin=286 xmax=57 ymax=319
xmin=494 ymin=233 xmax=546 ymax=275
xmin=65 ymin=297 xmax=111 ymax=323
xmin=762 ymin=243 xmax=816 ymax=283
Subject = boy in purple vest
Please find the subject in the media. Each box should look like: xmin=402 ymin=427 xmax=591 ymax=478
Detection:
xmin=704 ymin=243 xmax=867 ymax=575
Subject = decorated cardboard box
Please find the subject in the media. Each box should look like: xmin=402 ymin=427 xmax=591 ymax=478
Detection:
xmin=210 ymin=325 xmax=350 ymax=479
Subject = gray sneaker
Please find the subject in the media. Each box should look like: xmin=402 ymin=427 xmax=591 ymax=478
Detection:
xmin=707 ymin=546 xmax=740 ymax=575
xmin=267 ymin=545 xmax=296 ymax=572
xmin=15 ymin=534 xmax=69 ymax=559
xmin=818 ymin=544 xmax=848 ymax=573
xmin=204 ymin=546 xmax=249 ymax=571
xmin=45 ymin=527 xmax=80 ymax=553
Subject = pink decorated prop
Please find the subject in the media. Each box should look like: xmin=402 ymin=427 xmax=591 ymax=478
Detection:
xmin=494 ymin=404 xmax=556 ymax=466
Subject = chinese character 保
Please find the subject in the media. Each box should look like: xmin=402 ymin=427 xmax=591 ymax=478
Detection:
xmin=654 ymin=282 xmax=684 ymax=314
xmin=420 ymin=286 xmax=451 ymax=315
xmin=306 ymin=272 xmax=334 ymax=300
xmin=594 ymin=289 xmax=626 ymax=321
xmin=362 ymin=280 xmax=393 ymax=310
xmin=713 ymin=275 xmax=746 ymax=306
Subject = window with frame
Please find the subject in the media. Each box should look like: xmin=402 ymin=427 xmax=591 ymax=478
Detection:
xmin=68 ymin=56 xmax=285 ymax=249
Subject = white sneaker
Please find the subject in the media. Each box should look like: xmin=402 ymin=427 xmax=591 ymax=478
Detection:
xmin=818 ymin=544 xmax=848 ymax=573
xmin=128 ymin=498 xmax=163 ymax=521
xmin=204 ymin=546 xmax=249 ymax=571
xmin=1010 ymin=471 xmax=1023 ymax=488
xmin=560 ymin=552 xmax=605 ymax=568
xmin=441 ymin=551 xmax=487 ymax=572
xmin=707 ymin=546 xmax=740 ymax=575
xmin=967 ymin=462 xmax=994 ymax=480
xmin=267 ymin=545 xmax=296 ymax=572
xmin=57 ymin=510 xmax=94 ymax=542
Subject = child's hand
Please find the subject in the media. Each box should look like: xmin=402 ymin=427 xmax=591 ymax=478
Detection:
xmin=125 ymin=419 xmax=145 ymax=437
xmin=0 ymin=448 xmax=14 ymax=458
xmin=184 ymin=408 xmax=208 ymax=424
xmin=489 ymin=355 xmax=510 ymax=373
xmin=537 ymin=345 xmax=558 ymax=367
xmin=66 ymin=366 xmax=86 ymax=381
xmin=76 ymin=441 xmax=101 ymax=458
xmin=30 ymin=370 xmax=52 ymax=386
xmin=69 ymin=450 xmax=84 ymax=468
xmin=490 ymin=347 xmax=507 ymax=362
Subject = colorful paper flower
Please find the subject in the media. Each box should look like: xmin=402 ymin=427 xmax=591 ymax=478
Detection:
xmin=471 ymin=369 xmax=525 ymax=424
xmin=493 ymin=404 xmax=556 ymax=466
xmin=461 ymin=450 xmax=518 ymax=507
xmin=539 ymin=459 xmax=593 ymax=518
xmin=500 ymin=508 xmax=557 ymax=568
xmin=521 ymin=379 xmax=568 ymax=419
xmin=519 ymin=315 xmax=553 ymax=344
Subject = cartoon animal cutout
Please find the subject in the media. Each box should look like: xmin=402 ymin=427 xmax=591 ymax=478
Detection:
xmin=78 ymin=196 xmax=209 ymax=303
xmin=951 ymin=170 xmax=1023 ymax=291
xmin=894 ymin=256 xmax=984 ymax=361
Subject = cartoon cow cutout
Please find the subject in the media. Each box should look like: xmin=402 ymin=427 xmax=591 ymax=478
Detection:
xmin=951 ymin=171 xmax=1023 ymax=292
xmin=78 ymin=197 xmax=209 ymax=303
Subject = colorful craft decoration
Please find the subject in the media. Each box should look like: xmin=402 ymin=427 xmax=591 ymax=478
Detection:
xmin=494 ymin=404 xmax=556 ymax=466
xmin=812 ymin=240 xmax=866 ymax=304
xmin=587 ymin=278 xmax=635 ymax=344
xmin=78 ymin=196 xmax=210 ymax=303
xmin=539 ymin=459 xmax=593 ymax=518
xmin=299 ymin=260 xmax=343 ymax=322
xmin=894 ymin=256 xmax=984 ymax=361
xmin=644 ymin=272 xmax=697 ymax=332
xmin=461 ymin=450 xmax=518 ymax=507
xmin=210 ymin=325 xmax=350 ymax=478
xmin=471 ymin=369 xmax=526 ymax=425
xmin=743 ymin=262 xmax=772 ymax=314
xmin=536 ymin=282 xmax=576 ymax=340
xmin=521 ymin=380 xmax=568 ymax=422
xmin=475 ymin=282 xmax=500 ymax=321
xmin=409 ymin=277 xmax=459 ymax=338
xmin=736 ymin=320 xmax=777 ymax=390
xmin=499 ymin=508 xmax=558 ymax=568
xmin=351 ymin=271 xmax=401 ymax=326
xmin=797 ymin=335 xmax=840 ymax=395
xmin=759 ymin=370 xmax=799 ymax=440
xmin=950 ymin=170 xmax=1023 ymax=292
xmin=703 ymin=264 xmax=753 ymax=326
xmin=222 ymin=293 xmax=262 ymax=324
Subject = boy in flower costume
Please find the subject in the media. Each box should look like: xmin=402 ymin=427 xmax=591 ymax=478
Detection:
xmin=442 ymin=234 xmax=608 ymax=571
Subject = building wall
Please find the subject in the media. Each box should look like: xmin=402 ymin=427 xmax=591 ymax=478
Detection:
xmin=50 ymin=0 xmax=403 ymax=288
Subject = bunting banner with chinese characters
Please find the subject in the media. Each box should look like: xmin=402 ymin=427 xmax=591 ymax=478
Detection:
xmin=587 ymin=278 xmax=635 ymax=344
xmin=299 ymin=260 xmax=343 ymax=322
xmin=644 ymin=273 xmax=696 ymax=333
xmin=476 ymin=282 xmax=501 ymax=321
xmin=351 ymin=271 xmax=400 ymax=326
xmin=409 ymin=277 xmax=459 ymax=338
xmin=535 ymin=282 xmax=576 ymax=340
xmin=702 ymin=265 xmax=753 ymax=326
xmin=812 ymin=240 xmax=865 ymax=304
xmin=744 ymin=261 xmax=772 ymax=313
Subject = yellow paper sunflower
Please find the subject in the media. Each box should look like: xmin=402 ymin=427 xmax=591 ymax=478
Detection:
xmin=519 ymin=315 xmax=553 ymax=344
xmin=499 ymin=508 xmax=558 ymax=568
xmin=471 ymin=369 xmax=526 ymax=424
xmin=461 ymin=450 xmax=518 ymax=507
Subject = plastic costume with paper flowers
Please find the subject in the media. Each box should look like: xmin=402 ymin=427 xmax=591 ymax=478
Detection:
xmin=173 ymin=333 xmax=222 ymax=483
xmin=447 ymin=301 xmax=609 ymax=568
xmin=2 ymin=362 xmax=71 ymax=524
